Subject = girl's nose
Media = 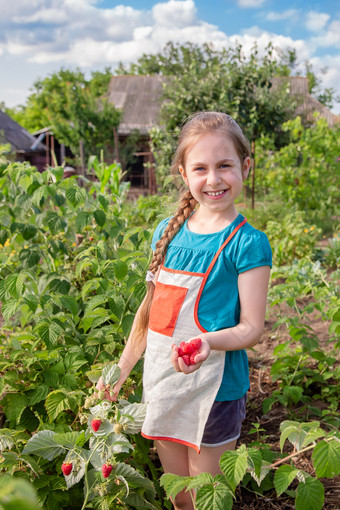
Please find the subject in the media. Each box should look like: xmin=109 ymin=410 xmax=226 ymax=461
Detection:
xmin=207 ymin=169 xmax=221 ymax=187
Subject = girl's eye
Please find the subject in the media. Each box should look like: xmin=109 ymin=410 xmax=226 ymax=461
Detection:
xmin=194 ymin=167 xmax=205 ymax=172
xmin=220 ymin=163 xmax=231 ymax=169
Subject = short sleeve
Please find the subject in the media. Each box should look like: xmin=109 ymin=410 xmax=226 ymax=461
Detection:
xmin=235 ymin=231 xmax=272 ymax=274
xmin=151 ymin=217 xmax=171 ymax=251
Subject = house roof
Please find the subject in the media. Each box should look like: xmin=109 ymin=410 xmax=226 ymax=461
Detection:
xmin=107 ymin=75 xmax=340 ymax=134
xmin=272 ymin=76 xmax=340 ymax=127
xmin=0 ymin=110 xmax=46 ymax=152
xmin=107 ymin=75 xmax=165 ymax=135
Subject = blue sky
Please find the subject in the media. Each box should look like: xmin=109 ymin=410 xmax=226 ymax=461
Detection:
xmin=1 ymin=0 xmax=339 ymax=113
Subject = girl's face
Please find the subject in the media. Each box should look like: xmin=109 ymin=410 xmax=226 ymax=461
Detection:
xmin=180 ymin=131 xmax=250 ymax=218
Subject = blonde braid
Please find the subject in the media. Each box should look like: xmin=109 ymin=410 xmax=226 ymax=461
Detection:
xmin=132 ymin=190 xmax=197 ymax=349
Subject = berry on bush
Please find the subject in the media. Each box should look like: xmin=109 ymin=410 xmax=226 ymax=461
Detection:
xmin=101 ymin=463 xmax=113 ymax=478
xmin=61 ymin=462 xmax=73 ymax=476
xmin=91 ymin=419 xmax=102 ymax=432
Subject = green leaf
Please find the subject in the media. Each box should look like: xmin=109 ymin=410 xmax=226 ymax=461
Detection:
xmin=27 ymin=385 xmax=49 ymax=406
xmin=98 ymin=194 xmax=108 ymax=210
xmin=22 ymin=430 xmax=64 ymax=460
xmin=53 ymin=431 xmax=86 ymax=449
xmin=160 ymin=473 xmax=191 ymax=500
xmin=4 ymin=273 xmax=25 ymax=299
xmin=219 ymin=444 xmax=248 ymax=491
xmin=196 ymin=483 xmax=233 ymax=510
xmin=35 ymin=321 xmax=62 ymax=348
xmin=1 ymin=298 xmax=20 ymax=320
xmin=94 ymin=209 xmax=106 ymax=227
xmin=20 ymin=224 xmax=38 ymax=240
xmin=45 ymin=389 xmax=76 ymax=422
xmin=102 ymin=362 xmax=121 ymax=386
xmin=312 ymin=439 xmax=340 ymax=478
xmin=59 ymin=296 xmax=79 ymax=315
xmin=66 ymin=186 xmax=86 ymax=207
xmin=186 ymin=472 xmax=213 ymax=490
xmin=295 ymin=478 xmax=324 ymax=510
xmin=119 ymin=403 xmax=148 ymax=433
xmin=114 ymin=260 xmax=128 ymax=280
xmin=114 ymin=463 xmax=155 ymax=494
xmin=3 ymin=393 xmax=28 ymax=425
xmin=122 ymin=314 xmax=134 ymax=337
xmin=75 ymin=211 xmax=91 ymax=232
xmin=274 ymin=464 xmax=299 ymax=497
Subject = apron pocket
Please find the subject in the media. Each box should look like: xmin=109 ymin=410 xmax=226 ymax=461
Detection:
xmin=149 ymin=281 xmax=188 ymax=337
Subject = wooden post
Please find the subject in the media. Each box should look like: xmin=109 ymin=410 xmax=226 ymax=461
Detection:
xmin=46 ymin=132 xmax=50 ymax=168
xmin=113 ymin=127 xmax=120 ymax=162
xmin=79 ymin=140 xmax=85 ymax=176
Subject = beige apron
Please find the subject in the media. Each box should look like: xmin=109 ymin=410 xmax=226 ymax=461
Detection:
xmin=141 ymin=219 xmax=247 ymax=453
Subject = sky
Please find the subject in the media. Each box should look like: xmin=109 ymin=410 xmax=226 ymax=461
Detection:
xmin=1 ymin=0 xmax=340 ymax=113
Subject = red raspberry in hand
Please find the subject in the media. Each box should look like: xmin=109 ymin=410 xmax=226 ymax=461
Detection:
xmin=190 ymin=338 xmax=202 ymax=351
xmin=61 ymin=462 xmax=73 ymax=476
xmin=101 ymin=463 xmax=113 ymax=478
xmin=91 ymin=419 xmax=102 ymax=432
xmin=189 ymin=350 xmax=199 ymax=365
xmin=182 ymin=354 xmax=191 ymax=366
xmin=182 ymin=342 xmax=195 ymax=355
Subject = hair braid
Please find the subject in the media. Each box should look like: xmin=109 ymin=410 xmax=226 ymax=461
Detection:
xmin=132 ymin=190 xmax=197 ymax=349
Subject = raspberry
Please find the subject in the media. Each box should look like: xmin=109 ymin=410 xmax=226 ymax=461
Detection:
xmin=190 ymin=338 xmax=202 ymax=351
xmin=101 ymin=463 xmax=113 ymax=478
xmin=178 ymin=347 xmax=184 ymax=357
xmin=189 ymin=350 xmax=199 ymax=365
xmin=182 ymin=354 xmax=191 ymax=366
xmin=61 ymin=462 xmax=73 ymax=476
xmin=182 ymin=342 xmax=195 ymax=355
xmin=91 ymin=419 xmax=102 ymax=432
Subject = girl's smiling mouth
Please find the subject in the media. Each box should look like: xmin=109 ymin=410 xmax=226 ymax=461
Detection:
xmin=204 ymin=189 xmax=229 ymax=198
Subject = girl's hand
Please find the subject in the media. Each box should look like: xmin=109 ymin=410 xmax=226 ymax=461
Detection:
xmin=95 ymin=376 xmax=123 ymax=402
xmin=171 ymin=338 xmax=210 ymax=374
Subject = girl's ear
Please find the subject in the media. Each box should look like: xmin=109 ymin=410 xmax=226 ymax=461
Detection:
xmin=179 ymin=166 xmax=189 ymax=186
xmin=242 ymin=157 xmax=251 ymax=181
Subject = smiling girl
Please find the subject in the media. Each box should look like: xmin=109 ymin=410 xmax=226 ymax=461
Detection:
xmin=97 ymin=112 xmax=272 ymax=510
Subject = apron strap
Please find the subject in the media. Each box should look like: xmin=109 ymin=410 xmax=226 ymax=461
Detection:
xmin=205 ymin=217 xmax=247 ymax=275
xmin=194 ymin=217 xmax=247 ymax=331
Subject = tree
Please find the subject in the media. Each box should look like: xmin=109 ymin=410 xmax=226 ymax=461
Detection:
xmin=124 ymin=42 xmax=296 ymax=200
xmin=6 ymin=68 xmax=120 ymax=162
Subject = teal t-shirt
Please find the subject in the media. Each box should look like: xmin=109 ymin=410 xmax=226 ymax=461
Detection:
xmin=151 ymin=213 xmax=272 ymax=401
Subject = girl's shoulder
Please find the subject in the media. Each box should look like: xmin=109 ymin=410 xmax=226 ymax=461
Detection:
xmin=232 ymin=220 xmax=272 ymax=273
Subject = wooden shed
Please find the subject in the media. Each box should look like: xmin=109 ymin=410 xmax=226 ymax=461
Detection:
xmin=107 ymin=75 xmax=165 ymax=194
xmin=0 ymin=110 xmax=46 ymax=171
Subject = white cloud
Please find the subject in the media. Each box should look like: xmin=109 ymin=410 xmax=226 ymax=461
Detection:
xmin=152 ymin=0 xmax=197 ymax=28
xmin=305 ymin=11 xmax=330 ymax=32
xmin=237 ymin=0 xmax=266 ymax=8
xmin=266 ymin=10 xmax=298 ymax=21
xmin=310 ymin=20 xmax=340 ymax=48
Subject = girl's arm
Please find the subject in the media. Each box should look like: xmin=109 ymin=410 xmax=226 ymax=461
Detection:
xmin=96 ymin=295 xmax=149 ymax=400
xmin=172 ymin=265 xmax=270 ymax=373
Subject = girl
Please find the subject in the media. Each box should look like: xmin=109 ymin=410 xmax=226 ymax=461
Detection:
xmin=97 ymin=112 xmax=271 ymax=510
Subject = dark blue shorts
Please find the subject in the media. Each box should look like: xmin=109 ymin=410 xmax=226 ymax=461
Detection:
xmin=201 ymin=394 xmax=247 ymax=447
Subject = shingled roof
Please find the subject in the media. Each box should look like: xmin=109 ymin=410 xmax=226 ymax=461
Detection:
xmin=107 ymin=75 xmax=340 ymax=133
xmin=0 ymin=110 xmax=46 ymax=152
xmin=107 ymin=75 xmax=165 ymax=135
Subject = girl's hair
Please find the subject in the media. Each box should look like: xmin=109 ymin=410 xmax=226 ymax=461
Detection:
xmin=132 ymin=111 xmax=250 ymax=348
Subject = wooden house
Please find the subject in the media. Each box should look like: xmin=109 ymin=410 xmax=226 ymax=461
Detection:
xmin=0 ymin=110 xmax=46 ymax=171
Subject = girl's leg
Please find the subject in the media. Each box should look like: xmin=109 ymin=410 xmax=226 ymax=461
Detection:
xmin=188 ymin=439 xmax=237 ymax=477
xmin=155 ymin=440 xmax=194 ymax=510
